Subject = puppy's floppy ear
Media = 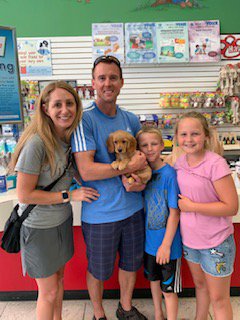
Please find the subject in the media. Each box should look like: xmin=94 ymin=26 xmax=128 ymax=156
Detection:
xmin=107 ymin=133 xmax=115 ymax=153
xmin=127 ymin=135 xmax=137 ymax=154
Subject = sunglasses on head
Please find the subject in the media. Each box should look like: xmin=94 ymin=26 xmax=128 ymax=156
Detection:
xmin=93 ymin=55 xmax=121 ymax=68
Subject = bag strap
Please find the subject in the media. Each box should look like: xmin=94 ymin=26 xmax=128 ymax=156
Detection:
xmin=18 ymin=147 xmax=72 ymax=223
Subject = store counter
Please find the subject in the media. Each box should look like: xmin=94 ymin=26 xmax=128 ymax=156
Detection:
xmin=0 ymin=189 xmax=240 ymax=300
xmin=1 ymin=189 xmax=240 ymax=230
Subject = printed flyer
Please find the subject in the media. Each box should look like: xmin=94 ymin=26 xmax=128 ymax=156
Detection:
xmin=125 ymin=23 xmax=157 ymax=64
xmin=92 ymin=23 xmax=124 ymax=63
xmin=17 ymin=39 xmax=52 ymax=77
xmin=156 ymin=21 xmax=189 ymax=63
xmin=188 ymin=20 xmax=220 ymax=63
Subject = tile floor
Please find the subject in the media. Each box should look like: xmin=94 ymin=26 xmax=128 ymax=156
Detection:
xmin=0 ymin=297 xmax=239 ymax=319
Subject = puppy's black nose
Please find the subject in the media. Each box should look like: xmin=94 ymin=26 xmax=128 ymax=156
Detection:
xmin=118 ymin=148 xmax=122 ymax=153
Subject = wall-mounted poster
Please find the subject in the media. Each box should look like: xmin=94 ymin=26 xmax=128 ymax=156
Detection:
xmin=188 ymin=20 xmax=220 ymax=63
xmin=17 ymin=38 xmax=52 ymax=77
xmin=221 ymin=34 xmax=240 ymax=60
xmin=156 ymin=21 xmax=189 ymax=63
xmin=125 ymin=22 xmax=157 ymax=64
xmin=0 ymin=26 xmax=23 ymax=124
xmin=92 ymin=23 xmax=124 ymax=63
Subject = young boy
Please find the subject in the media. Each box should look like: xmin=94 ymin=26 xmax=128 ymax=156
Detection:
xmin=137 ymin=127 xmax=182 ymax=320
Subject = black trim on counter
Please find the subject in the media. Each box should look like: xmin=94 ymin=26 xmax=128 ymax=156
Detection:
xmin=0 ymin=288 xmax=239 ymax=301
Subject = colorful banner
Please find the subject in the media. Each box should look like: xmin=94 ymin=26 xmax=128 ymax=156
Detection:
xmin=92 ymin=23 xmax=124 ymax=63
xmin=188 ymin=20 xmax=220 ymax=63
xmin=17 ymin=39 xmax=52 ymax=77
xmin=0 ymin=26 xmax=23 ymax=124
xmin=221 ymin=34 xmax=240 ymax=60
xmin=156 ymin=21 xmax=189 ymax=63
xmin=125 ymin=23 xmax=157 ymax=64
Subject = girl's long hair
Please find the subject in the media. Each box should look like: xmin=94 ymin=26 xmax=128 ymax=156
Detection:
xmin=10 ymin=81 xmax=82 ymax=174
xmin=167 ymin=111 xmax=223 ymax=166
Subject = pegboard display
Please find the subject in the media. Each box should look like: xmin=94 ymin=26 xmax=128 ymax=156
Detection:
xmin=18 ymin=36 xmax=221 ymax=115
xmin=18 ymin=36 xmax=240 ymax=149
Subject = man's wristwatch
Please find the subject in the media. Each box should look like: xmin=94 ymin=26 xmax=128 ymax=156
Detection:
xmin=61 ymin=190 xmax=70 ymax=203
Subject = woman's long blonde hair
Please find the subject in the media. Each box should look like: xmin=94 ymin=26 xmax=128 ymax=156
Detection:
xmin=165 ymin=112 xmax=223 ymax=166
xmin=10 ymin=81 xmax=82 ymax=173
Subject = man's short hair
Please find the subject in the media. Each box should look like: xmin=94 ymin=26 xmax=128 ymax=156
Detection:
xmin=92 ymin=55 xmax=123 ymax=79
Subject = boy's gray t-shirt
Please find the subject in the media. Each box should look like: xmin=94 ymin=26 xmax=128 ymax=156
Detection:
xmin=15 ymin=134 xmax=74 ymax=229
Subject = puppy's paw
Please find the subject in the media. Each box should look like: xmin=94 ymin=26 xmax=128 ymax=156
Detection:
xmin=128 ymin=177 xmax=135 ymax=184
xmin=111 ymin=161 xmax=119 ymax=170
xmin=118 ymin=162 xmax=128 ymax=171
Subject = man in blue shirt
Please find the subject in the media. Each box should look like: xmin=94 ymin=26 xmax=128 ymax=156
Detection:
xmin=71 ymin=56 xmax=147 ymax=320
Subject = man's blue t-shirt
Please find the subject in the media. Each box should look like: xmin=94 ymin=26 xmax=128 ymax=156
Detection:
xmin=71 ymin=102 xmax=143 ymax=224
xmin=144 ymin=164 xmax=182 ymax=259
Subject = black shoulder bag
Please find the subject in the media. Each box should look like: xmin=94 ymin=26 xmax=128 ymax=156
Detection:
xmin=1 ymin=149 xmax=72 ymax=254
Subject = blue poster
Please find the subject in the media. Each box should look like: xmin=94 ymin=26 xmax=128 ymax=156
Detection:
xmin=125 ymin=23 xmax=158 ymax=64
xmin=0 ymin=26 xmax=22 ymax=123
xmin=156 ymin=22 xmax=189 ymax=63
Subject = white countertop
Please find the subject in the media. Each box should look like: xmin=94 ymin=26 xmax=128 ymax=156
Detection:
xmin=0 ymin=189 xmax=18 ymax=204
xmin=0 ymin=188 xmax=240 ymax=232
xmin=0 ymin=189 xmax=82 ymax=231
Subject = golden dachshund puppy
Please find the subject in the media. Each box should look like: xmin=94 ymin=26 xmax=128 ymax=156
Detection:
xmin=107 ymin=130 xmax=152 ymax=184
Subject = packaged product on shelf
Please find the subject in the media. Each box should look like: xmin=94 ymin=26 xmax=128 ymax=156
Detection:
xmin=203 ymin=92 xmax=215 ymax=108
xmin=202 ymin=112 xmax=212 ymax=123
xmin=162 ymin=134 xmax=174 ymax=149
xmin=159 ymin=114 xmax=178 ymax=130
xmin=159 ymin=93 xmax=171 ymax=108
xmin=179 ymin=93 xmax=189 ymax=108
xmin=1 ymin=124 xmax=14 ymax=136
xmin=5 ymin=138 xmax=17 ymax=154
xmin=139 ymin=114 xmax=158 ymax=127
xmin=0 ymin=139 xmax=5 ymax=157
xmin=211 ymin=111 xmax=225 ymax=126
xmin=0 ymin=159 xmax=7 ymax=193
xmin=170 ymin=93 xmax=180 ymax=108
xmin=215 ymin=93 xmax=225 ymax=108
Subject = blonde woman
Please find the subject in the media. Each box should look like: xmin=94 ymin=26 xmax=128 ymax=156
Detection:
xmin=10 ymin=81 xmax=99 ymax=320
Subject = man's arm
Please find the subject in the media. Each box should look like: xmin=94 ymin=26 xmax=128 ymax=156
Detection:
xmin=74 ymin=150 xmax=147 ymax=181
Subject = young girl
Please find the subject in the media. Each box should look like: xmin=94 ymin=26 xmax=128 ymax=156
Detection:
xmin=174 ymin=111 xmax=238 ymax=320
xmin=137 ymin=127 xmax=182 ymax=320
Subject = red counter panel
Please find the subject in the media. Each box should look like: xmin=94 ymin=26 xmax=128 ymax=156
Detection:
xmin=0 ymin=225 xmax=239 ymax=294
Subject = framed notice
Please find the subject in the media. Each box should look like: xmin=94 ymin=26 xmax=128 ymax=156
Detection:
xmin=92 ymin=23 xmax=124 ymax=63
xmin=0 ymin=26 xmax=23 ymax=124
xmin=156 ymin=21 xmax=189 ymax=63
xmin=17 ymin=38 xmax=52 ymax=77
xmin=221 ymin=34 xmax=240 ymax=60
xmin=188 ymin=20 xmax=221 ymax=63
xmin=125 ymin=23 xmax=157 ymax=64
